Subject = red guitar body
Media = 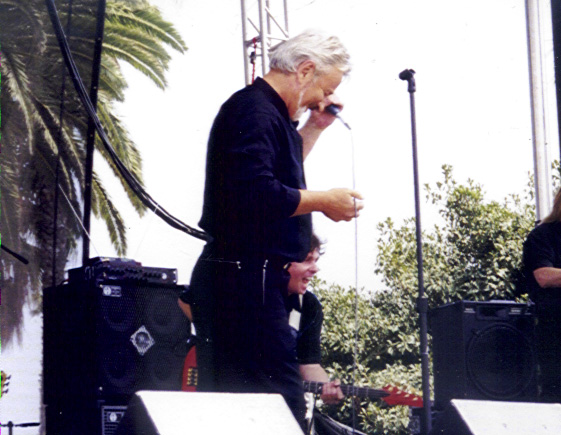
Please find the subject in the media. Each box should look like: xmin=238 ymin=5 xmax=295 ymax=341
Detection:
xmin=181 ymin=344 xmax=197 ymax=392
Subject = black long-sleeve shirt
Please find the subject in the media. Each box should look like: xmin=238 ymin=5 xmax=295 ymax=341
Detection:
xmin=523 ymin=221 xmax=561 ymax=300
xmin=199 ymin=77 xmax=312 ymax=262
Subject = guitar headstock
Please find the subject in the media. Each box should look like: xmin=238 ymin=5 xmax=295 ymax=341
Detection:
xmin=381 ymin=385 xmax=423 ymax=408
xmin=1 ymin=371 xmax=10 ymax=398
xmin=181 ymin=345 xmax=198 ymax=392
xmin=185 ymin=367 xmax=198 ymax=389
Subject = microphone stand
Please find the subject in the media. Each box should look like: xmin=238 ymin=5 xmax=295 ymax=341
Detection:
xmin=399 ymin=69 xmax=432 ymax=435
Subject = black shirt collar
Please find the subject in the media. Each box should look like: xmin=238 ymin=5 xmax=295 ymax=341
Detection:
xmin=253 ymin=77 xmax=299 ymax=128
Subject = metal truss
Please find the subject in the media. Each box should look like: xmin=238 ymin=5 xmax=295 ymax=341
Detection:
xmin=240 ymin=0 xmax=289 ymax=85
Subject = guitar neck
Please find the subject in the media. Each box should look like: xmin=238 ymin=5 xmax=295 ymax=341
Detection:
xmin=303 ymin=381 xmax=387 ymax=400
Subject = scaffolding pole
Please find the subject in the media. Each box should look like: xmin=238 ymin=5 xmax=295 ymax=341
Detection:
xmin=241 ymin=0 xmax=289 ymax=85
xmin=526 ymin=0 xmax=557 ymax=221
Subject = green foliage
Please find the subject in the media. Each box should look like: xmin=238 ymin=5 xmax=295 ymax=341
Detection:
xmin=377 ymin=165 xmax=535 ymax=308
xmin=313 ymin=280 xmax=423 ymax=434
xmin=313 ymin=165 xmax=539 ymax=434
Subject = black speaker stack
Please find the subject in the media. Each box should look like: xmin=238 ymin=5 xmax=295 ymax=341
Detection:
xmin=43 ymin=257 xmax=191 ymax=435
xmin=430 ymin=300 xmax=537 ymax=411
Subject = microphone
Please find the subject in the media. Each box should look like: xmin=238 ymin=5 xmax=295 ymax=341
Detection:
xmin=399 ymin=69 xmax=416 ymax=93
xmin=325 ymin=104 xmax=351 ymax=130
xmin=398 ymin=69 xmax=415 ymax=81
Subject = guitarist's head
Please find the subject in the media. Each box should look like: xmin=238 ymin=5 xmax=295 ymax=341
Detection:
xmin=287 ymin=233 xmax=323 ymax=296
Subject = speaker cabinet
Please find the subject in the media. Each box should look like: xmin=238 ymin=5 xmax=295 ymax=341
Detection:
xmin=431 ymin=300 xmax=537 ymax=410
xmin=44 ymin=261 xmax=190 ymax=434
xmin=116 ymin=391 xmax=304 ymax=435
xmin=429 ymin=399 xmax=561 ymax=434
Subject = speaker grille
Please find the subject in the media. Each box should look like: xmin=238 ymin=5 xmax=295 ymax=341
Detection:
xmin=100 ymin=341 xmax=139 ymax=393
xmin=94 ymin=284 xmax=190 ymax=396
xmin=466 ymin=323 xmax=535 ymax=399
xmin=100 ymin=285 xmax=136 ymax=333
xmin=144 ymin=291 xmax=187 ymax=340
xmin=44 ymin=270 xmax=191 ymax=435
xmin=431 ymin=300 xmax=537 ymax=410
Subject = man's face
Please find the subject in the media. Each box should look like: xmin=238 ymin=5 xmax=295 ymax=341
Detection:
xmin=298 ymin=66 xmax=344 ymax=115
xmin=287 ymin=248 xmax=320 ymax=295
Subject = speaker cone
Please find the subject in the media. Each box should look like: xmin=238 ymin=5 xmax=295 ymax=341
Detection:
xmin=466 ymin=323 xmax=535 ymax=399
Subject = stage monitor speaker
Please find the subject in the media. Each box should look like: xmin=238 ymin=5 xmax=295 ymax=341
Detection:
xmin=429 ymin=399 xmax=561 ymax=435
xmin=116 ymin=391 xmax=304 ymax=435
xmin=43 ymin=259 xmax=191 ymax=435
xmin=430 ymin=300 xmax=537 ymax=410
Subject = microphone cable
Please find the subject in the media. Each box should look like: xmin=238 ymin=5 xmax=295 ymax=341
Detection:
xmin=350 ymin=127 xmax=360 ymax=435
xmin=328 ymin=105 xmax=360 ymax=433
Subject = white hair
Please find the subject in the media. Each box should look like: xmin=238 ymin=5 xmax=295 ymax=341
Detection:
xmin=268 ymin=29 xmax=351 ymax=76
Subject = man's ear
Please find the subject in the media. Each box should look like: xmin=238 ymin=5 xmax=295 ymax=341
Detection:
xmin=297 ymin=60 xmax=316 ymax=85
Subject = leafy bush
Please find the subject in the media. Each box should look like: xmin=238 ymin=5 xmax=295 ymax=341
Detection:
xmin=312 ymin=165 xmax=539 ymax=434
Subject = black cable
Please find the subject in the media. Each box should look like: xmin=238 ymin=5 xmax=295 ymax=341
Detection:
xmin=44 ymin=0 xmax=210 ymax=242
xmin=52 ymin=0 xmax=73 ymax=288
xmin=1 ymin=245 xmax=30 ymax=265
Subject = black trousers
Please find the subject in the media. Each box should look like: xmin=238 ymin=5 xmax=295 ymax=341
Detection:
xmin=535 ymin=294 xmax=561 ymax=402
xmin=189 ymin=245 xmax=306 ymax=428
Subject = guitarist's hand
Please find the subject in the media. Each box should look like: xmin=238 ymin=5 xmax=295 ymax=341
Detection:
xmin=321 ymin=379 xmax=344 ymax=405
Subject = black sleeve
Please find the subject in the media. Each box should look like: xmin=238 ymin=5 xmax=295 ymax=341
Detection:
xmin=225 ymin=112 xmax=301 ymax=220
xmin=297 ymin=292 xmax=324 ymax=365
xmin=523 ymin=227 xmax=556 ymax=273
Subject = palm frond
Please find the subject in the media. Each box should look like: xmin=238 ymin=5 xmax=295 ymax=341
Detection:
xmin=99 ymin=56 xmax=127 ymax=101
xmin=105 ymin=22 xmax=172 ymax=63
xmin=1 ymin=51 xmax=35 ymax=148
xmin=101 ymin=40 xmax=167 ymax=88
xmin=95 ymin=101 xmax=146 ymax=216
xmin=92 ymin=172 xmax=128 ymax=255
xmin=30 ymin=95 xmax=85 ymax=188
xmin=106 ymin=2 xmax=187 ymax=54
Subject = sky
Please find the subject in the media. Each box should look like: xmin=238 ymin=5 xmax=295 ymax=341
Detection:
xmin=2 ymin=0 xmax=560 ymax=429
xmin=90 ymin=0 xmax=559 ymax=292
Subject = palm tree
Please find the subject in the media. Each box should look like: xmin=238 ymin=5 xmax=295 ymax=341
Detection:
xmin=0 ymin=0 xmax=187 ymax=345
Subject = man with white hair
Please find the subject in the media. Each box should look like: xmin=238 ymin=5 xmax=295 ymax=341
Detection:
xmin=186 ymin=30 xmax=362 ymax=428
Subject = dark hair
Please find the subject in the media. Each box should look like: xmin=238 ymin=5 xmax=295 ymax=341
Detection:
xmin=543 ymin=188 xmax=561 ymax=223
xmin=310 ymin=233 xmax=324 ymax=255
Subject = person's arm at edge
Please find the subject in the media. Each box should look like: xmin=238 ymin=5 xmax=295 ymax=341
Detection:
xmin=299 ymin=97 xmax=342 ymax=160
xmin=300 ymin=364 xmax=344 ymax=404
xmin=300 ymin=363 xmax=330 ymax=382
xmin=300 ymin=120 xmax=326 ymax=160
xmin=534 ymin=267 xmax=561 ymax=289
xmin=292 ymin=189 xmax=363 ymax=222
xmin=178 ymin=299 xmax=193 ymax=322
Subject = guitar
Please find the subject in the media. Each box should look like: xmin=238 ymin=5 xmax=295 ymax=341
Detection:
xmin=181 ymin=346 xmax=423 ymax=408
xmin=303 ymin=381 xmax=423 ymax=408
xmin=303 ymin=380 xmax=389 ymax=400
